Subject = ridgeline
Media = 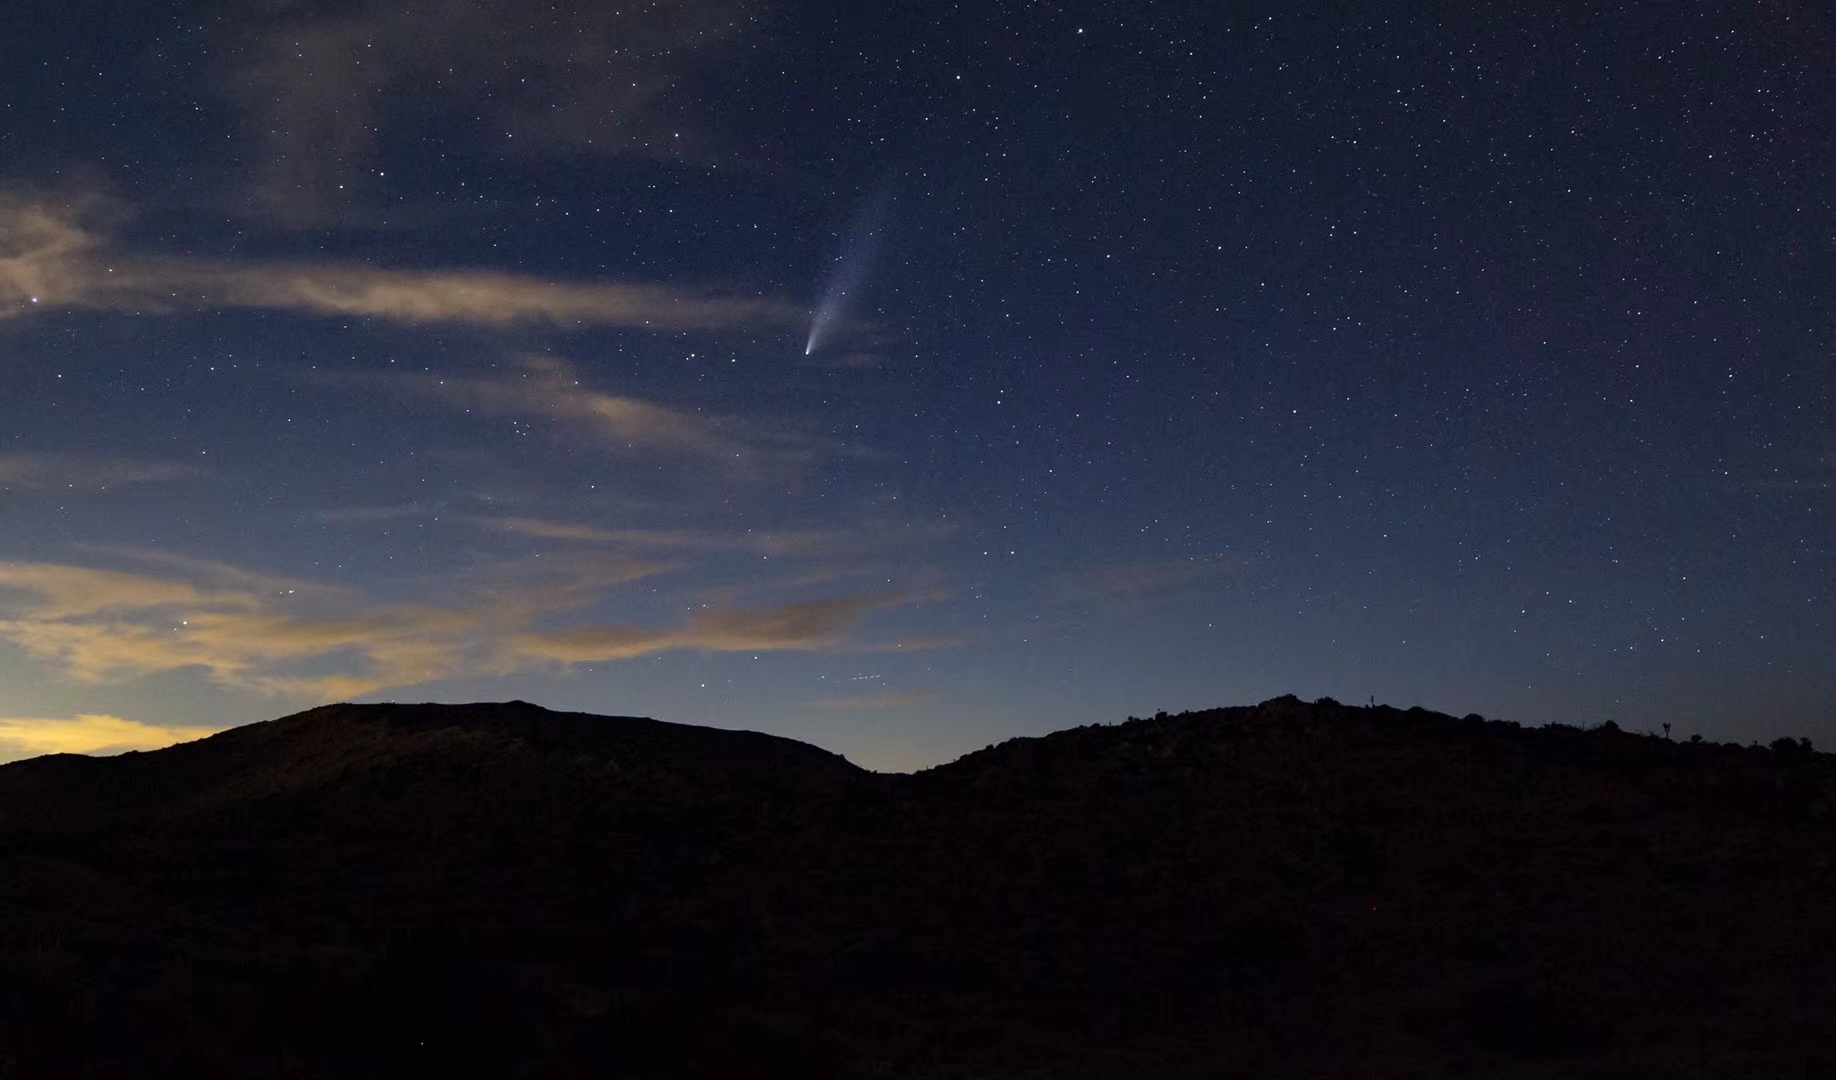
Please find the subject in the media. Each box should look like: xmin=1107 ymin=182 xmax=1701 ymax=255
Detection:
xmin=0 ymin=697 xmax=1830 ymax=1078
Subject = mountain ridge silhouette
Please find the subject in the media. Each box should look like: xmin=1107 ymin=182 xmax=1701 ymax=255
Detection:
xmin=0 ymin=695 xmax=1830 ymax=1078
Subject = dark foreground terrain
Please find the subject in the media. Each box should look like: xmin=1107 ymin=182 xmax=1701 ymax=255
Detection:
xmin=0 ymin=697 xmax=1832 ymax=1078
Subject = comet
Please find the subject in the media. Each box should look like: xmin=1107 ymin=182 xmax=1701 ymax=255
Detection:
xmin=805 ymin=179 xmax=895 ymax=357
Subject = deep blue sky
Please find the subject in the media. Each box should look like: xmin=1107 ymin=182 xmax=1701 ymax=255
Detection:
xmin=1 ymin=0 xmax=1831 ymax=769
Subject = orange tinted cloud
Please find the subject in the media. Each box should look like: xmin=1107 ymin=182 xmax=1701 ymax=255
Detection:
xmin=0 ymin=194 xmax=97 ymax=308
xmin=0 ymin=556 xmax=914 ymax=699
xmin=481 ymin=514 xmax=958 ymax=557
xmin=0 ymin=593 xmax=490 ymax=697
xmin=0 ymin=562 xmax=231 ymax=619
xmin=204 ymin=265 xmax=797 ymax=331
xmin=511 ymin=593 xmax=910 ymax=665
xmin=1 ymin=195 xmax=799 ymax=332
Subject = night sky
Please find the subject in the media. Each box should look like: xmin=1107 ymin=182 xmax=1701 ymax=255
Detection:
xmin=2 ymin=0 xmax=1831 ymax=770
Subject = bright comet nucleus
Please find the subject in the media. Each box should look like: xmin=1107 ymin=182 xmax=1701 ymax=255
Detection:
xmin=804 ymin=180 xmax=894 ymax=356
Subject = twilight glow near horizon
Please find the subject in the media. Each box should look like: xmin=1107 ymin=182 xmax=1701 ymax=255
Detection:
xmin=0 ymin=0 xmax=1830 ymax=770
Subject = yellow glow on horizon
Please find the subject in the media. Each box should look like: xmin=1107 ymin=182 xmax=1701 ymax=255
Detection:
xmin=0 ymin=714 xmax=218 ymax=762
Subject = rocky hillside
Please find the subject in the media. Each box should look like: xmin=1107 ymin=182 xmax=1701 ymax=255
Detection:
xmin=0 ymin=697 xmax=1831 ymax=1078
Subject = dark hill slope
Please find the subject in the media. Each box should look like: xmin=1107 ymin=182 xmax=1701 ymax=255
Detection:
xmin=0 ymin=698 xmax=1832 ymax=1078
xmin=0 ymin=700 xmax=865 ymax=831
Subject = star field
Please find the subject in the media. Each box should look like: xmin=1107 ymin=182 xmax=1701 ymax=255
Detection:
xmin=0 ymin=0 xmax=1830 ymax=768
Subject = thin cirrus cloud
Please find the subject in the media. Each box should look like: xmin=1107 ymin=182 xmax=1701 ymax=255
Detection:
xmin=0 ymin=194 xmax=801 ymax=333
xmin=484 ymin=518 xmax=727 ymax=549
xmin=0 ymin=558 xmax=483 ymax=698
xmin=0 ymin=555 xmax=920 ymax=699
xmin=0 ymin=453 xmax=195 ymax=492
xmin=0 ymin=714 xmax=218 ymax=763
xmin=346 ymin=357 xmax=823 ymax=470
xmin=1049 ymin=554 xmax=1252 ymax=605
xmin=510 ymin=593 xmax=910 ymax=665
xmin=213 ymin=0 xmax=751 ymax=224
xmin=838 ymin=635 xmax=966 ymax=654
xmin=482 ymin=515 xmax=958 ymax=558
xmin=478 ymin=515 xmax=963 ymax=627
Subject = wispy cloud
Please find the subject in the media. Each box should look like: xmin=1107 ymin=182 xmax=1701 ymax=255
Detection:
xmin=0 ymin=561 xmax=243 ymax=620
xmin=203 ymin=266 xmax=797 ymax=331
xmin=486 ymin=518 xmax=721 ymax=548
xmin=1 ymin=194 xmax=800 ymax=332
xmin=0 ymin=453 xmax=195 ymax=492
xmin=344 ymin=357 xmax=823 ymax=471
xmin=840 ymin=635 xmax=967 ymax=654
xmin=480 ymin=512 xmax=957 ymax=557
xmin=216 ymin=0 xmax=751 ymax=224
xmin=449 ymin=549 xmax=685 ymax=619
xmin=1049 ymin=554 xmax=1251 ymax=604
xmin=0 ymin=555 xmax=918 ymax=699
xmin=477 ymin=513 xmax=961 ymax=641
xmin=510 ymin=593 xmax=910 ymax=665
xmin=0 ymin=714 xmax=218 ymax=763
xmin=0 ymin=558 xmax=475 ymax=697
xmin=0 ymin=195 xmax=100 ymax=312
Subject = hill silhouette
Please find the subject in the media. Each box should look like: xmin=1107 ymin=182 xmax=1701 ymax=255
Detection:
xmin=0 ymin=696 xmax=1831 ymax=1078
